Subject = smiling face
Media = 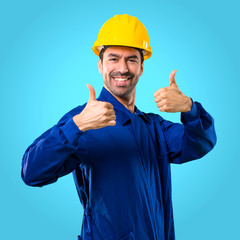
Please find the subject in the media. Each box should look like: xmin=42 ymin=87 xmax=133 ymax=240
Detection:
xmin=98 ymin=46 xmax=144 ymax=99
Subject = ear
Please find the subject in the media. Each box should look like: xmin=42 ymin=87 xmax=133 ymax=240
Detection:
xmin=98 ymin=58 xmax=103 ymax=74
xmin=139 ymin=62 xmax=144 ymax=76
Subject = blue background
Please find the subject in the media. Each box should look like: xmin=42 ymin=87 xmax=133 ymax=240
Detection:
xmin=1 ymin=0 xmax=239 ymax=239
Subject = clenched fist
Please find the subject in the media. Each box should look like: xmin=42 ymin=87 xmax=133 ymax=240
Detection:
xmin=73 ymin=84 xmax=116 ymax=132
xmin=153 ymin=70 xmax=192 ymax=113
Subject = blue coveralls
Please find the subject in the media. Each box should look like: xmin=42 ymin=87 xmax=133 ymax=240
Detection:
xmin=22 ymin=87 xmax=217 ymax=240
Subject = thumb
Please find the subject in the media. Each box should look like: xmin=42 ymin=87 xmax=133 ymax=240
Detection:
xmin=169 ymin=70 xmax=178 ymax=87
xmin=86 ymin=84 xmax=96 ymax=102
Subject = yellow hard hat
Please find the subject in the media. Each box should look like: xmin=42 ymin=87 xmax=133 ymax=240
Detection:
xmin=92 ymin=14 xmax=152 ymax=60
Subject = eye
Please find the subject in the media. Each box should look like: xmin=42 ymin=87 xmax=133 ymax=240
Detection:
xmin=128 ymin=59 xmax=138 ymax=63
xmin=109 ymin=58 xmax=118 ymax=62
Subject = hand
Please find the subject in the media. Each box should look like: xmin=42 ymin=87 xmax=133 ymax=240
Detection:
xmin=73 ymin=84 xmax=116 ymax=132
xmin=153 ymin=70 xmax=192 ymax=113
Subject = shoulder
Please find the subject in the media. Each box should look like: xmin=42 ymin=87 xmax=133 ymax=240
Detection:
xmin=142 ymin=111 xmax=165 ymax=123
xmin=141 ymin=111 xmax=179 ymax=132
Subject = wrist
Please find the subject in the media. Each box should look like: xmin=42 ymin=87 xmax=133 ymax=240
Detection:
xmin=72 ymin=115 xmax=87 ymax=132
xmin=60 ymin=118 xmax=84 ymax=145
xmin=183 ymin=96 xmax=192 ymax=112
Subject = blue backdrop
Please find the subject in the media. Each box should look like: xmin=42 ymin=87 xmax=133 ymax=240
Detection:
xmin=1 ymin=0 xmax=239 ymax=239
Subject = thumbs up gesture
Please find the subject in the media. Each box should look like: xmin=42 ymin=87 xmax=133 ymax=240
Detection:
xmin=73 ymin=84 xmax=116 ymax=132
xmin=153 ymin=70 xmax=192 ymax=113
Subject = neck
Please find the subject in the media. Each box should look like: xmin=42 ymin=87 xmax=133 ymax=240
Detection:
xmin=105 ymin=86 xmax=136 ymax=114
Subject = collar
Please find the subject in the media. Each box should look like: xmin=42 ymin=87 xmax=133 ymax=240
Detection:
xmin=97 ymin=87 xmax=151 ymax=125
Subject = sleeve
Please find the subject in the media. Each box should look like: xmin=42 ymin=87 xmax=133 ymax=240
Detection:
xmin=21 ymin=106 xmax=88 ymax=187
xmin=159 ymin=99 xmax=217 ymax=164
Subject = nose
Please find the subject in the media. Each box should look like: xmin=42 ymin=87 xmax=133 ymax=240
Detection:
xmin=118 ymin=59 xmax=129 ymax=74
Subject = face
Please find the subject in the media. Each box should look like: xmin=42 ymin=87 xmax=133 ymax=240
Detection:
xmin=98 ymin=46 xmax=144 ymax=98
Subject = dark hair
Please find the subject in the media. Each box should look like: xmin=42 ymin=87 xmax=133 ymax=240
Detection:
xmin=99 ymin=45 xmax=144 ymax=63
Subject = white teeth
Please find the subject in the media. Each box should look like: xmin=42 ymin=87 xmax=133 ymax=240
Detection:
xmin=114 ymin=77 xmax=128 ymax=82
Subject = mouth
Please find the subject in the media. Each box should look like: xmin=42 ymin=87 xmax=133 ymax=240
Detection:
xmin=112 ymin=76 xmax=131 ymax=87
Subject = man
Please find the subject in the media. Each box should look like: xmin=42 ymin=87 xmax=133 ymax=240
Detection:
xmin=22 ymin=14 xmax=217 ymax=240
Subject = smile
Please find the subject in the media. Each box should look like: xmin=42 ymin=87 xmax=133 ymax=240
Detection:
xmin=112 ymin=77 xmax=131 ymax=87
xmin=113 ymin=77 xmax=131 ymax=82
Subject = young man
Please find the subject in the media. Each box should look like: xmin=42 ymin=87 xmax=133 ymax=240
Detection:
xmin=22 ymin=14 xmax=217 ymax=240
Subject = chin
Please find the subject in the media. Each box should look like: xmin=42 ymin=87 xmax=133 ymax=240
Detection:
xmin=104 ymin=82 xmax=135 ymax=98
xmin=112 ymin=88 xmax=133 ymax=98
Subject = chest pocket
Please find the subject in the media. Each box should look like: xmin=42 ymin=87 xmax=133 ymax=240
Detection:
xmin=130 ymin=114 xmax=159 ymax=174
xmin=85 ymin=122 xmax=139 ymax=165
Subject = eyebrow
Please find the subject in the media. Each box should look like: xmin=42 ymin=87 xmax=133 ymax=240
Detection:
xmin=107 ymin=53 xmax=121 ymax=58
xmin=107 ymin=53 xmax=140 ymax=60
